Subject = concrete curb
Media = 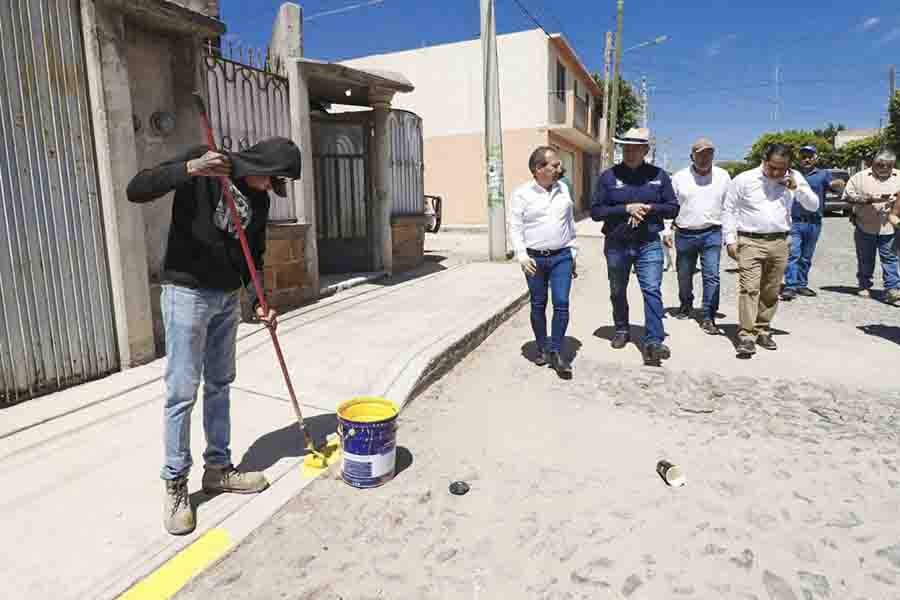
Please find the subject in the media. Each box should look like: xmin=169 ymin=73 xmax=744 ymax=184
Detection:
xmin=113 ymin=272 xmax=530 ymax=600
xmin=318 ymin=271 xmax=387 ymax=298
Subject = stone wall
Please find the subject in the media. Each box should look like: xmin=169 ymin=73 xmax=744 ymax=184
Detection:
xmin=259 ymin=223 xmax=317 ymax=310
xmin=391 ymin=215 xmax=427 ymax=273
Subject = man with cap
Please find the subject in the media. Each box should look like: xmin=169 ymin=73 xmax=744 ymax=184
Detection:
xmin=842 ymin=149 xmax=900 ymax=305
xmin=591 ymin=127 xmax=679 ymax=366
xmin=670 ymin=137 xmax=732 ymax=335
xmin=780 ymin=145 xmax=845 ymax=301
xmin=128 ymin=137 xmax=302 ymax=535
xmin=723 ymin=143 xmax=819 ymax=358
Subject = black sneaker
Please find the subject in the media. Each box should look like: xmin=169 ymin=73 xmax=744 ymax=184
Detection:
xmin=781 ymin=288 xmax=797 ymax=301
xmin=548 ymin=352 xmax=573 ymax=378
xmin=534 ymin=351 xmax=549 ymax=366
xmin=796 ymin=287 xmax=817 ymax=297
xmin=642 ymin=342 xmax=670 ymax=366
xmin=674 ymin=306 xmax=692 ymax=320
xmin=700 ymin=319 xmax=721 ymax=335
xmin=756 ymin=333 xmax=777 ymax=350
xmin=611 ymin=332 xmax=630 ymax=349
xmin=736 ymin=339 xmax=756 ymax=358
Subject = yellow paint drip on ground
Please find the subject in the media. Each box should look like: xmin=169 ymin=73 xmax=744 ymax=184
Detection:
xmin=301 ymin=440 xmax=342 ymax=478
xmin=119 ymin=528 xmax=232 ymax=600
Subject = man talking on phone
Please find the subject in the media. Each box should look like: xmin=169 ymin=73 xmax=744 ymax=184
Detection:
xmin=722 ymin=144 xmax=819 ymax=358
xmin=842 ymin=150 xmax=900 ymax=305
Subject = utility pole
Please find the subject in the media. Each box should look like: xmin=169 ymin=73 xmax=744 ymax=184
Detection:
xmin=480 ymin=0 xmax=506 ymax=261
xmin=773 ymin=59 xmax=780 ymax=122
xmin=600 ymin=31 xmax=613 ymax=169
xmin=606 ymin=0 xmax=624 ymax=167
xmin=640 ymin=75 xmax=648 ymax=128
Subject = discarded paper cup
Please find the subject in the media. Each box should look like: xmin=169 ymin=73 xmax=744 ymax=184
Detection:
xmin=656 ymin=460 xmax=685 ymax=487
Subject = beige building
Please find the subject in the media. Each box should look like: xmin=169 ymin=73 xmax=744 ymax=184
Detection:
xmin=342 ymin=29 xmax=606 ymax=225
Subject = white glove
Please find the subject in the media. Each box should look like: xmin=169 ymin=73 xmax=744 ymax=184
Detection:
xmin=517 ymin=253 xmax=537 ymax=276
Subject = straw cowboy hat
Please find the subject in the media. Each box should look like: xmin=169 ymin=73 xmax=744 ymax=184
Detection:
xmin=614 ymin=127 xmax=651 ymax=145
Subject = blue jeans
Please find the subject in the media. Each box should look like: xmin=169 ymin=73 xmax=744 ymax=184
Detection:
xmin=675 ymin=227 xmax=722 ymax=320
xmin=784 ymin=221 xmax=822 ymax=290
xmin=160 ymin=285 xmax=240 ymax=480
xmin=605 ymin=238 xmax=665 ymax=345
xmin=525 ymin=248 xmax=573 ymax=353
xmin=855 ymin=227 xmax=900 ymax=290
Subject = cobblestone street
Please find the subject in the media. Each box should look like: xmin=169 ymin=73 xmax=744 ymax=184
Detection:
xmin=177 ymin=221 xmax=900 ymax=600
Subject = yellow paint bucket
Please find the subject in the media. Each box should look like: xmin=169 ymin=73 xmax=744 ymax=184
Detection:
xmin=337 ymin=397 xmax=400 ymax=488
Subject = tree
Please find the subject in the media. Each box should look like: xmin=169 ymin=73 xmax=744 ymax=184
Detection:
xmin=746 ymin=130 xmax=836 ymax=167
xmin=592 ymin=74 xmax=643 ymax=136
xmin=717 ymin=161 xmax=755 ymax=178
xmin=882 ymin=91 xmax=900 ymax=153
xmin=812 ymin=122 xmax=846 ymax=147
xmin=835 ymin=135 xmax=883 ymax=169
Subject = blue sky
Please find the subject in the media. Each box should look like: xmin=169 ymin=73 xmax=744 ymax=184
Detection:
xmin=221 ymin=0 xmax=900 ymax=171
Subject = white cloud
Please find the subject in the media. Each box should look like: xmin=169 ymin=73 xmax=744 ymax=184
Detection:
xmin=876 ymin=26 xmax=900 ymax=46
xmin=860 ymin=17 xmax=881 ymax=31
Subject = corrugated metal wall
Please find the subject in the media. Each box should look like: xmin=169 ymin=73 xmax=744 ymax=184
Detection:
xmin=388 ymin=110 xmax=424 ymax=216
xmin=0 ymin=0 xmax=118 ymax=404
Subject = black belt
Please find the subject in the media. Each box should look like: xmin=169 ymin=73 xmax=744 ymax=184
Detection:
xmin=739 ymin=231 xmax=788 ymax=240
xmin=527 ymin=247 xmax=566 ymax=257
xmin=794 ymin=216 xmax=822 ymax=224
xmin=675 ymin=224 xmax=721 ymax=235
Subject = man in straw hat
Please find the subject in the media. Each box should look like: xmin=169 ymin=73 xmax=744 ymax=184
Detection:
xmin=670 ymin=137 xmax=731 ymax=335
xmin=723 ymin=143 xmax=819 ymax=358
xmin=591 ymin=127 xmax=679 ymax=366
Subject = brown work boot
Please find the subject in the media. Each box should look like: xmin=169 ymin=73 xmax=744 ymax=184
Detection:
xmin=164 ymin=476 xmax=195 ymax=536
xmin=202 ymin=464 xmax=269 ymax=494
xmin=886 ymin=289 xmax=900 ymax=306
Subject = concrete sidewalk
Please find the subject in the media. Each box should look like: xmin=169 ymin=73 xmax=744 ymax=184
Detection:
xmin=0 ymin=261 xmax=528 ymax=600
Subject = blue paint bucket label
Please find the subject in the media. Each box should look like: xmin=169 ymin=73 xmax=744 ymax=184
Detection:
xmin=337 ymin=397 xmax=400 ymax=489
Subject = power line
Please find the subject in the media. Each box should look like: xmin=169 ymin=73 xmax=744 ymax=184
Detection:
xmin=508 ymin=0 xmax=551 ymax=38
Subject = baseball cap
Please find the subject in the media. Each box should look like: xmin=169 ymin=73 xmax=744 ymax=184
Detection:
xmin=691 ymin=137 xmax=715 ymax=153
xmin=799 ymin=145 xmax=817 ymax=154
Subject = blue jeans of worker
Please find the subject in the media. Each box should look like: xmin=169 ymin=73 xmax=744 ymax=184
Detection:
xmin=675 ymin=227 xmax=722 ymax=321
xmin=855 ymin=227 xmax=900 ymax=290
xmin=605 ymin=238 xmax=665 ymax=345
xmin=525 ymin=248 xmax=574 ymax=354
xmin=160 ymin=285 xmax=240 ymax=480
xmin=784 ymin=221 xmax=822 ymax=290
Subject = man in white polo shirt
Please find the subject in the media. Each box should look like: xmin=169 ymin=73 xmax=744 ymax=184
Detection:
xmin=723 ymin=143 xmax=819 ymax=358
xmin=509 ymin=146 xmax=578 ymax=378
xmin=670 ymin=138 xmax=731 ymax=335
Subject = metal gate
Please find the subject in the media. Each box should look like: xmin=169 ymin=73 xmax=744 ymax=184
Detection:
xmin=0 ymin=0 xmax=118 ymax=404
xmin=311 ymin=118 xmax=371 ymax=274
xmin=201 ymin=43 xmax=295 ymax=221
xmin=387 ymin=110 xmax=424 ymax=216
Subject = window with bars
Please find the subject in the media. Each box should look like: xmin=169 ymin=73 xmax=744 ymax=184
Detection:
xmin=556 ymin=61 xmax=566 ymax=101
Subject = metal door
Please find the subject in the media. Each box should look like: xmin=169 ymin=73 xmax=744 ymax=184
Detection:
xmin=0 ymin=0 xmax=118 ymax=404
xmin=387 ymin=110 xmax=424 ymax=216
xmin=311 ymin=118 xmax=371 ymax=274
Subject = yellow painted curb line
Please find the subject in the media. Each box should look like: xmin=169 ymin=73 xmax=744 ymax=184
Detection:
xmin=118 ymin=528 xmax=232 ymax=600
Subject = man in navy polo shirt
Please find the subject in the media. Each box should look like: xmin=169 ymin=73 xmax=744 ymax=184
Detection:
xmin=591 ymin=127 xmax=679 ymax=366
xmin=781 ymin=145 xmax=845 ymax=300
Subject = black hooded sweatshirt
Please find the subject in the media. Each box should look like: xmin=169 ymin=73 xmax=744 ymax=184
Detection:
xmin=127 ymin=137 xmax=302 ymax=307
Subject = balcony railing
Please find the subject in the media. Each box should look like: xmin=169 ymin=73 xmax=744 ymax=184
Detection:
xmin=549 ymin=91 xmax=566 ymax=124
xmin=574 ymin=95 xmax=588 ymax=132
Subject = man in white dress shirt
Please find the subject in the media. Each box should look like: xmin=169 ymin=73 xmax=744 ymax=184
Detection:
xmin=509 ymin=146 xmax=577 ymax=377
xmin=670 ymin=137 xmax=731 ymax=335
xmin=723 ymin=143 xmax=819 ymax=358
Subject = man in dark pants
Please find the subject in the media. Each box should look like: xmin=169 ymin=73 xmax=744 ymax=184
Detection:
xmin=509 ymin=146 xmax=578 ymax=377
xmin=128 ymin=137 xmax=302 ymax=535
xmin=670 ymin=137 xmax=731 ymax=334
xmin=781 ymin=145 xmax=844 ymax=300
xmin=591 ymin=127 xmax=679 ymax=366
